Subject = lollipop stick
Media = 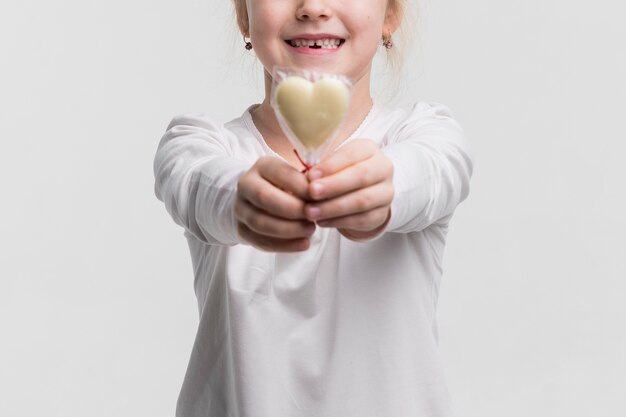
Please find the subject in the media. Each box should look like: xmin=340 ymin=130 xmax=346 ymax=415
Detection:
xmin=293 ymin=149 xmax=313 ymax=173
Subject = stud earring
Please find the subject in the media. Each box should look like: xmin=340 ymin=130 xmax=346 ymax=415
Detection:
xmin=382 ymin=31 xmax=393 ymax=49
xmin=243 ymin=35 xmax=253 ymax=50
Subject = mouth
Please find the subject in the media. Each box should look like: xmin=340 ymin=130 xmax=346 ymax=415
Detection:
xmin=284 ymin=37 xmax=345 ymax=50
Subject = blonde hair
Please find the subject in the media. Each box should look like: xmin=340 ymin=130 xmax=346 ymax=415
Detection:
xmin=379 ymin=0 xmax=421 ymax=102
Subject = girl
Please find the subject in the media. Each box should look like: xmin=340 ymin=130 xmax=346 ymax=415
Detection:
xmin=153 ymin=0 xmax=473 ymax=416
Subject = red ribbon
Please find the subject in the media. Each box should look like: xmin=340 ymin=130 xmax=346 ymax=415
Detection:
xmin=293 ymin=149 xmax=313 ymax=173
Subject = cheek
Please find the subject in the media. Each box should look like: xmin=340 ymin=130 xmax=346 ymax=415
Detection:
xmin=351 ymin=20 xmax=384 ymax=57
xmin=349 ymin=9 xmax=386 ymax=45
xmin=249 ymin=14 xmax=273 ymax=41
xmin=248 ymin=2 xmax=291 ymax=36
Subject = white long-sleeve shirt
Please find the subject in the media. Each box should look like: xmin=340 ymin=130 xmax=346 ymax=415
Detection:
xmin=153 ymin=101 xmax=473 ymax=417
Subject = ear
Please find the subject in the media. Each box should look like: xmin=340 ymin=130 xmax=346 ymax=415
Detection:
xmin=384 ymin=0 xmax=403 ymax=33
xmin=235 ymin=0 xmax=250 ymax=36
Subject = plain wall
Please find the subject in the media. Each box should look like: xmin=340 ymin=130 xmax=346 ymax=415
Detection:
xmin=1 ymin=0 xmax=624 ymax=416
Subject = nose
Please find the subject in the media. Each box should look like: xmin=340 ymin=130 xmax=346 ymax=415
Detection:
xmin=295 ymin=0 xmax=332 ymax=21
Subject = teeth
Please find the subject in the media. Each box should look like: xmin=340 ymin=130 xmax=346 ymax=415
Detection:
xmin=289 ymin=38 xmax=342 ymax=49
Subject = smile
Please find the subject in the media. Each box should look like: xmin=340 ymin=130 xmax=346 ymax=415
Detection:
xmin=285 ymin=38 xmax=345 ymax=49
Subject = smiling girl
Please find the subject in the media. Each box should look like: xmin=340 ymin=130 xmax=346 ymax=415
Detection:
xmin=153 ymin=0 xmax=473 ymax=416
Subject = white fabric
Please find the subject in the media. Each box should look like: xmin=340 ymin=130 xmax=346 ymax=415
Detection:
xmin=153 ymin=101 xmax=473 ymax=417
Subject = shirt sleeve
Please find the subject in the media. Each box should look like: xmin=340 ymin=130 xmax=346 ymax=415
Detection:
xmin=153 ymin=114 xmax=252 ymax=246
xmin=380 ymin=102 xmax=474 ymax=234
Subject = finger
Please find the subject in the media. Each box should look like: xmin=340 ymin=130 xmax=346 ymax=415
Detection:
xmin=307 ymin=139 xmax=379 ymax=180
xmin=257 ymin=157 xmax=310 ymax=200
xmin=239 ymin=174 xmax=307 ymax=220
xmin=316 ymin=206 xmax=391 ymax=231
xmin=235 ymin=199 xmax=316 ymax=239
xmin=304 ymin=182 xmax=394 ymax=221
xmin=237 ymin=223 xmax=311 ymax=253
xmin=308 ymin=152 xmax=393 ymax=201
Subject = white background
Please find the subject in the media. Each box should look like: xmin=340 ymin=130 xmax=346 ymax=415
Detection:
xmin=1 ymin=0 xmax=625 ymax=416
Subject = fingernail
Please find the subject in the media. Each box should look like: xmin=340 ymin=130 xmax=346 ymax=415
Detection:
xmin=298 ymin=239 xmax=310 ymax=251
xmin=308 ymin=206 xmax=321 ymax=219
xmin=309 ymin=169 xmax=322 ymax=180
xmin=310 ymin=182 xmax=323 ymax=198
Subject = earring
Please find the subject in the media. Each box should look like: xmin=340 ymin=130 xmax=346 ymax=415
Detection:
xmin=382 ymin=31 xmax=393 ymax=49
xmin=243 ymin=35 xmax=253 ymax=50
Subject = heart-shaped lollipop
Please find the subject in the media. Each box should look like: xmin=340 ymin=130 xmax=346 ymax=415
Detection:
xmin=274 ymin=76 xmax=350 ymax=149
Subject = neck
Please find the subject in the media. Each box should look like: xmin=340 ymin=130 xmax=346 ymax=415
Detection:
xmin=252 ymin=66 xmax=374 ymax=149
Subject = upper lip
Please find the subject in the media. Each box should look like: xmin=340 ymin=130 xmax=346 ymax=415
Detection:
xmin=285 ymin=33 xmax=345 ymax=41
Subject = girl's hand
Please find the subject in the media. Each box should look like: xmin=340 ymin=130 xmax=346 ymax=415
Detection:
xmin=304 ymin=139 xmax=394 ymax=241
xmin=235 ymin=156 xmax=316 ymax=252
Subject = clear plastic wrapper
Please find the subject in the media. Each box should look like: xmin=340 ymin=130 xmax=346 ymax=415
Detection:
xmin=270 ymin=66 xmax=353 ymax=170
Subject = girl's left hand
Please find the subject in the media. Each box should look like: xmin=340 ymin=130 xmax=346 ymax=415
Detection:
xmin=304 ymin=139 xmax=394 ymax=241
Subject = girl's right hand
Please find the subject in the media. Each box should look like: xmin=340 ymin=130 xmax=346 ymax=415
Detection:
xmin=235 ymin=156 xmax=316 ymax=252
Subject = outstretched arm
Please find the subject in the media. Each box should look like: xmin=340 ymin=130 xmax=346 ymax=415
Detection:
xmin=381 ymin=102 xmax=473 ymax=233
xmin=153 ymin=114 xmax=250 ymax=245
xmin=154 ymin=114 xmax=314 ymax=250
xmin=303 ymin=102 xmax=473 ymax=241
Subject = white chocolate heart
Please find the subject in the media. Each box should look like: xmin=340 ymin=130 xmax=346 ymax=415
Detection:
xmin=275 ymin=76 xmax=350 ymax=149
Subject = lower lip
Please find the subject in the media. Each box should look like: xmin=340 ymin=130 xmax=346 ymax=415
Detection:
xmin=286 ymin=42 xmax=343 ymax=55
